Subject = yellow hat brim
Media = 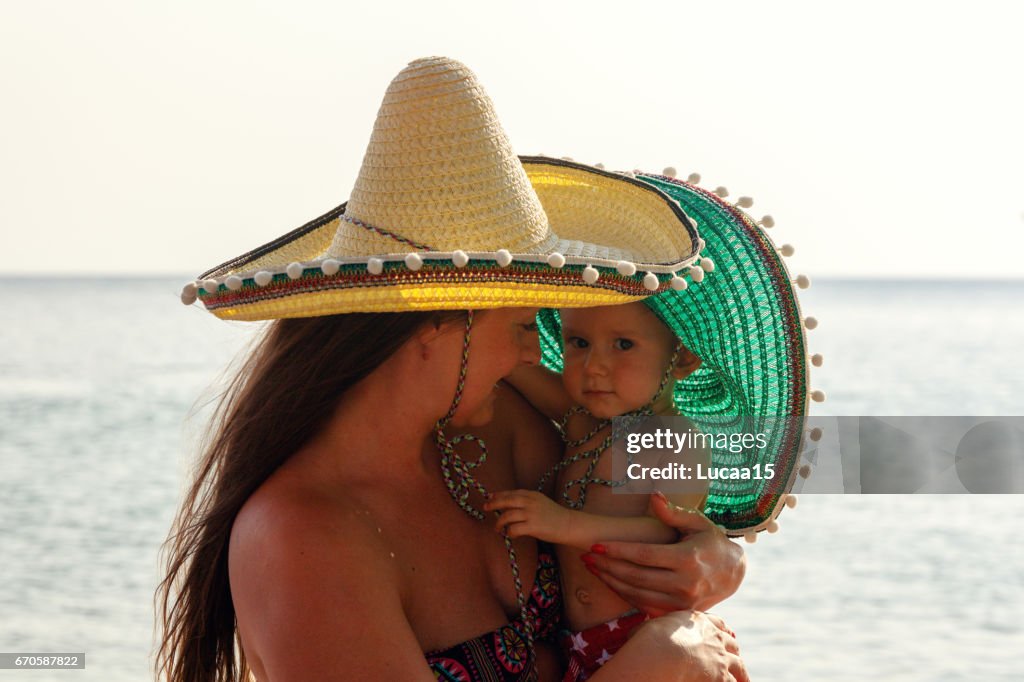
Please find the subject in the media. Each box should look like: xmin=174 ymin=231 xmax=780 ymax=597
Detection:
xmin=192 ymin=159 xmax=700 ymax=320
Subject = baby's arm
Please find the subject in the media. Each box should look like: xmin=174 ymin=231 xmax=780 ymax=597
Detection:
xmin=483 ymin=490 xmax=678 ymax=551
xmin=505 ymin=365 xmax=575 ymax=422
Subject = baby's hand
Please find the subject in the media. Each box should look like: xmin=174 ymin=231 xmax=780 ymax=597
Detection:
xmin=483 ymin=490 xmax=570 ymax=543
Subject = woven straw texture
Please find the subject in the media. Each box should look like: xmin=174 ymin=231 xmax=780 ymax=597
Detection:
xmin=332 ymin=57 xmax=554 ymax=256
xmin=537 ymin=174 xmax=809 ymax=533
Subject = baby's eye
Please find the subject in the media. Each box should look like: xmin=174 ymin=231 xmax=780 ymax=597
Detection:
xmin=613 ymin=338 xmax=635 ymax=351
xmin=566 ymin=336 xmax=589 ymax=349
xmin=521 ymin=322 xmax=539 ymax=333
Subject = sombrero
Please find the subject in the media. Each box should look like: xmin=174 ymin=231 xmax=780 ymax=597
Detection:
xmin=535 ymin=168 xmax=823 ymax=538
xmin=181 ymin=56 xmax=706 ymax=319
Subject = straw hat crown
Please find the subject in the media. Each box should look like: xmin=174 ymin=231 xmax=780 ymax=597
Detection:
xmin=329 ymin=57 xmax=556 ymax=256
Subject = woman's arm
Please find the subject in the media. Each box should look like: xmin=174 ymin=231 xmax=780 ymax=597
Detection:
xmin=504 ymin=364 xmax=575 ymax=421
xmin=584 ymin=493 xmax=746 ymax=614
xmin=229 ymin=497 xmax=436 ymax=682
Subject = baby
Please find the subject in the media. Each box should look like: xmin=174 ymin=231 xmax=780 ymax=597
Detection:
xmin=484 ymin=300 xmax=710 ymax=681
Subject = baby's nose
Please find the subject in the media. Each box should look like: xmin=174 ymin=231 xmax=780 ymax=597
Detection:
xmin=583 ymin=350 xmax=608 ymax=374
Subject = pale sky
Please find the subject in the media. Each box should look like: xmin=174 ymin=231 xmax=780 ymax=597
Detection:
xmin=2 ymin=1 xmax=1022 ymax=278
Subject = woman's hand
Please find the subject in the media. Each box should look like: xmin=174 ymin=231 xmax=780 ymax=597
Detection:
xmin=583 ymin=492 xmax=745 ymax=615
xmin=592 ymin=610 xmax=748 ymax=681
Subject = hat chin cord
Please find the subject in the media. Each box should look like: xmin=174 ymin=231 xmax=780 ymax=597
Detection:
xmin=433 ymin=309 xmax=536 ymax=655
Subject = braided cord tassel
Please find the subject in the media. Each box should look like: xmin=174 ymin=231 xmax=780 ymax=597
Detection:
xmin=433 ymin=311 xmax=536 ymax=655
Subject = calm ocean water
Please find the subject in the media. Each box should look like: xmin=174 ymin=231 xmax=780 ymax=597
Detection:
xmin=1 ymin=277 xmax=1022 ymax=681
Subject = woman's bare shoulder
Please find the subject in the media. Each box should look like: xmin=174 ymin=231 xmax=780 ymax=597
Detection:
xmin=229 ymin=477 xmax=423 ymax=679
xmin=230 ymin=475 xmax=392 ymax=588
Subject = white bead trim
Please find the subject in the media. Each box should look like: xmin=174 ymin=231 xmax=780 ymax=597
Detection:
xmin=180 ymin=282 xmax=198 ymax=305
xmin=184 ymin=248 xmax=710 ymax=304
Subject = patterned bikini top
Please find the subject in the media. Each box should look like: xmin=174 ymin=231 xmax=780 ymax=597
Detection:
xmin=425 ymin=546 xmax=561 ymax=681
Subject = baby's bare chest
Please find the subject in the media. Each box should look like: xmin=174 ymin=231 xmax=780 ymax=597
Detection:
xmin=555 ymin=434 xmax=650 ymax=517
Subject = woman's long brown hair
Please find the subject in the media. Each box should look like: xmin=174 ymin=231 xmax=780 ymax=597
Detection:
xmin=155 ymin=311 xmax=463 ymax=681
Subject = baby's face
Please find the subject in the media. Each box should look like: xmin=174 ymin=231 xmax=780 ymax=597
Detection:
xmin=560 ymin=302 xmax=678 ymax=419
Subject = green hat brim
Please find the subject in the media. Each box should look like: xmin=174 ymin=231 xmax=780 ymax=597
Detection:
xmin=536 ymin=173 xmax=810 ymax=533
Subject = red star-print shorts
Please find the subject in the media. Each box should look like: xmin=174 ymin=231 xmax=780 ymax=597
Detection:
xmin=559 ymin=610 xmax=650 ymax=681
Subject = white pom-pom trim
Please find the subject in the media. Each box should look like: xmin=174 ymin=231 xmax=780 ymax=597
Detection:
xmin=202 ymin=279 xmax=219 ymax=294
xmin=766 ymin=520 xmax=779 ymax=533
xmin=687 ymin=172 xmax=701 ymax=184
xmin=809 ymin=427 xmax=823 ymax=442
xmin=662 ymin=166 xmax=678 ymax=178
xmin=671 ymin=276 xmax=688 ymax=291
xmin=616 ymin=261 xmax=637 ymax=276
xmin=688 ymin=265 xmax=704 ymax=283
xmin=701 ymin=258 xmax=716 ymax=273
xmin=452 ymin=250 xmax=469 ymax=268
xmin=643 ymin=272 xmax=660 ymax=291
xmin=286 ymin=262 xmax=304 ymax=280
xmin=799 ymin=464 xmax=812 ymax=479
xmin=795 ymin=274 xmax=811 ymax=289
xmin=759 ymin=215 xmax=775 ymax=228
xmin=744 ymin=530 xmax=757 ymax=543
xmin=785 ymin=494 xmax=798 ymax=509
xmin=594 ymin=162 xmax=605 ymax=170
xmin=583 ymin=265 xmax=600 ymax=284
xmin=547 ymin=252 xmax=566 ymax=268
xmin=254 ymin=271 xmax=273 ymax=287
xmin=496 ymin=249 xmax=513 ymax=267
xmin=811 ymin=389 xmax=827 ymax=403
xmin=180 ymin=283 xmax=198 ymax=305
xmin=405 ymin=253 xmax=423 ymax=271
xmin=225 ymin=275 xmax=243 ymax=291
xmin=779 ymin=244 xmax=796 ymax=257
xmin=736 ymin=196 xmax=754 ymax=208
xmin=804 ymin=316 xmax=818 ymax=330
xmin=810 ymin=353 xmax=824 ymax=367
xmin=714 ymin=186 xmax=729 ymax=198
xmin=367 ymin=258 xmax=384 ymax=275
xmin=322 ymin=259 xmax=341 ymax=276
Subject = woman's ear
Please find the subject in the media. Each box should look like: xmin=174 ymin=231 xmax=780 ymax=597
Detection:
xmin=414 ymin=314 xmax=462 ymax=360
xmin=672 ymin=347 xmax=702 ymax=380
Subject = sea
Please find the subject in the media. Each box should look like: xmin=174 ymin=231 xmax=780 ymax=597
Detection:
xmin=1 ymin=277 xmax=1022 ymax=681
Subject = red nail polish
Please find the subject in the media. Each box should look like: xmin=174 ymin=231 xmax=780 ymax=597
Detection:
xmin=580 ymin=553 xmax=595 ymax=565
xmin=586 ymin=564 xmax=599 ymax=576
xmin=590 ymin=544 xmax=607 ymax=555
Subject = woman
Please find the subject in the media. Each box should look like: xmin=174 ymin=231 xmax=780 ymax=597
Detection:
xmin=158 ymin=57 xmax=749 ymax=681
